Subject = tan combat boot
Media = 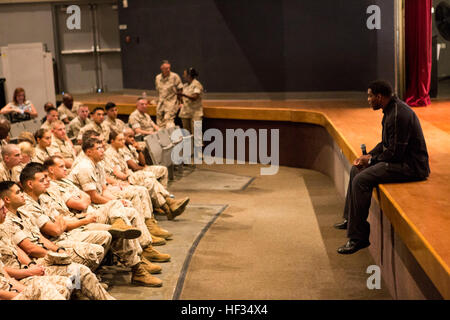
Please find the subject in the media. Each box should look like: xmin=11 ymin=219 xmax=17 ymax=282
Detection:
xmin=153 ymin=207 xmax=166 ymax=216
xmin=145 ymin=218 xmax=173 ymax=239
xmin=165 ymin=197 xmax=190 ymax=220
xmin=151 ymin=234 xmax=166 ymax=246
xmin=142 ymin=245 xmax=171 ymax=262
xmin=140 ymin=257 xmax=162 ymax=274
xmin=131 ymin=263 xmax=163 ymax=287
xmin=109 ymin=218 xmax=142 ymax=239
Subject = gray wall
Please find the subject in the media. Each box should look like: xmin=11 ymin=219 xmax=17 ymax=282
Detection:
xmin=0 ymin=1 xmax=123 ymax=94
xmin=119 ymin=0 xmax=396 ymax=92
xmin=0 ymin=3 xmax=55 ymax=57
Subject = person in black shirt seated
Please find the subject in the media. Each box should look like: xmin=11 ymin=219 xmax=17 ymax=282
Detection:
xmin=335 ymin=80 xmax=430 ymax=254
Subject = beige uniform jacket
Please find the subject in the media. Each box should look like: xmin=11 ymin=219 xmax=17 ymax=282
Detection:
xmin=0 ymin=161 xmax=13 ymax=181
xmin=77 ymin=121 xmax=110 ymax=142
xmin=18 ymin=194 xmax=72 ymax=243
xmin=39 ymin=181 xmax=76 ymax=217
xmin=103 ymin=117 xmax=126 ymax=136
xmin=48 ymin=136 xmax=77 ymax=162
xmin=68 ymin=116 xmax=91 ymax=140
xmin=155 ymin=72 xmax=183 ymax=113
xmin=0 ymin=207 xmax=44 ymax=248
xmin=33 ymin=146 xmax=52 ymax=164
xmin=103 ymin=146 xmax=132 ymax=178
xmin=58 ymin=102 xmax=81 ymax=122
xmin=68 ymin=156 xmax=105 ymax=195
xmin=40 ymin=120 xmax=53 ymax=130
xmin=128 ymin=109 xmax=157 ymax=133
xmin=11 ymin=163 xmax=24 ymax=183
xmin=123 ymin=144 xmax=140 ymax=163
xmin=180 ymin=79 xmax=204 ymax=119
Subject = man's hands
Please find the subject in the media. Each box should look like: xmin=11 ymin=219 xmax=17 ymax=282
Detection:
xmin=84 ymin=214 xmax=97 ymax=224
xmin=353 ymin=154 xmax=372 ymax=169
xmin=27 ymin=265 xmax=45 ymax=277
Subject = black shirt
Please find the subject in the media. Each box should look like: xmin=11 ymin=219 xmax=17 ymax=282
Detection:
xmin=369 ymin=96 xmax=430 ymax=179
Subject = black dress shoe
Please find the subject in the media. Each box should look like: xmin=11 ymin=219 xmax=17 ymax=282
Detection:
xmin=337 ymin=239 xmax=370 ymax=254
xmin=334 ymin=219 xmax=348 ymax=230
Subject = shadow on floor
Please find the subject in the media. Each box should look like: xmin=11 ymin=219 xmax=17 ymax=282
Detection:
xmin=302 ymin=170 xmax=391 ymax=300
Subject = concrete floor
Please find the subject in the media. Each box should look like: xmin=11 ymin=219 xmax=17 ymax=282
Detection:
xmin=100 ymin=164 xmax=391 ymax=300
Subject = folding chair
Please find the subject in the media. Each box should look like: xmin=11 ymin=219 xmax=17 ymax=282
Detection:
xmin=9 ymin=122 xmax=25 ymax=141
xmin=145 ymin=132 xmax=175 ymax=180
xmin=22 ymin=119 xmax=42 ymax=134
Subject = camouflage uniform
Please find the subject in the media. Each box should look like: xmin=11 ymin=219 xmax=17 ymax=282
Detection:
xmin=155 ymin=71 xmax=183 ymax=128
xmin=0 ymin=160 xmax=13 ymax=181
xmin=104 ymin=146 xmax=170 ymax=208
xmin=0 ymin=263 xmax=69 ymax=300
xmin=180 ymin=79 xmax=204 ymax=155
xmin=15 ymin=196 xmax=111 ymax=270
xmin=40 ymin=120 xmax=53 ymax=130
xmin=12 ymin=277 xmax=70 ymax=300
xmin=48 ymin=135 xmax=77 ymax=164
xmin=77 ymin=121 xmax=110 ymax=143
xmin=68 ymin=156 xmax=152 ymax=248
xmin=104 ymin=116 xmax=126 ymax=136
xmin=10 ymin=163 xmax=24 ymax=183
xmin=0 ymin=230 xmax=114 ymax=300
xmin=58 ymin=102 xmax=81 ymax=123
xmin=123 ymin=144 xmax=169 ymax=188
xmin=128 ymin=109 xmax=158 ymax=137
xmin=32 ymin=146 xmax=52 ymax=164
xmin=67 ymin=116 xmax=91 ymax=140
xmin=41 ymin=180 xmax=142 ymax=267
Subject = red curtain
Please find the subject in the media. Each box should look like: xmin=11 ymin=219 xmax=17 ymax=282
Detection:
xmin=404 ymin=0 xmax=432 ymax=107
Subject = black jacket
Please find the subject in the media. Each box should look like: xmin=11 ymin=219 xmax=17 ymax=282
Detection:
xmin=369 ymin=96 xmax=430 ymax=179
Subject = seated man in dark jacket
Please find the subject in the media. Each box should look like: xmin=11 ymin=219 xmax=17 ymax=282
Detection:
xmin=335 ymin=80 xmax=430 ymax=254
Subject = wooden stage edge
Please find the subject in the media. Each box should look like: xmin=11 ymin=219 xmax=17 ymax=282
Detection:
xmin=79 ymin=93 xmax=450 ymax=299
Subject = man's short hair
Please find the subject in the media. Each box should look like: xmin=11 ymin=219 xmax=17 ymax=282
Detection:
xmin=82 ymin=137 xmax=101 ymax=152
xmin=136 ymin=97 xmax=148 ymax=102
xmin=105 ymin=102 xmax=116 ymax=111
xmin=62 ymin=93 xmax=73 ymax=102
xmin=20 ymin=162 xmax=45 ymax=189
xmin=43 ymin=155 xmax=63 ymax=171
xmin=92 ymin=107 xmax=105 ymax=114
xmin=81 ymin=130 xmax=100 ymax=143
xmin=0 ymin=118 xmax=11 ymax=141
xmin=0 ymin=181 xmax=16 ymax=198
xmin=51 ymin=120 xmax=65 ymax=129
xmin=368 ymin=80 xmax=393 ymax=98
xmin=46 ymin=106 xmax=58 ymax=114
xmin=1 ymin=144 xmax=19 ymax=158
xmin=123 ymin=127 xmax=134 ymax=136
xmin=161 ymin=60 xmax=170 ymax=66
xmin=44 ymin=102 xmax=55 ymax=112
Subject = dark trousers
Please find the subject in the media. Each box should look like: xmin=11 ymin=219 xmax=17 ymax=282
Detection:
xmin=343 ymin=162 xmax=419 ymax=241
